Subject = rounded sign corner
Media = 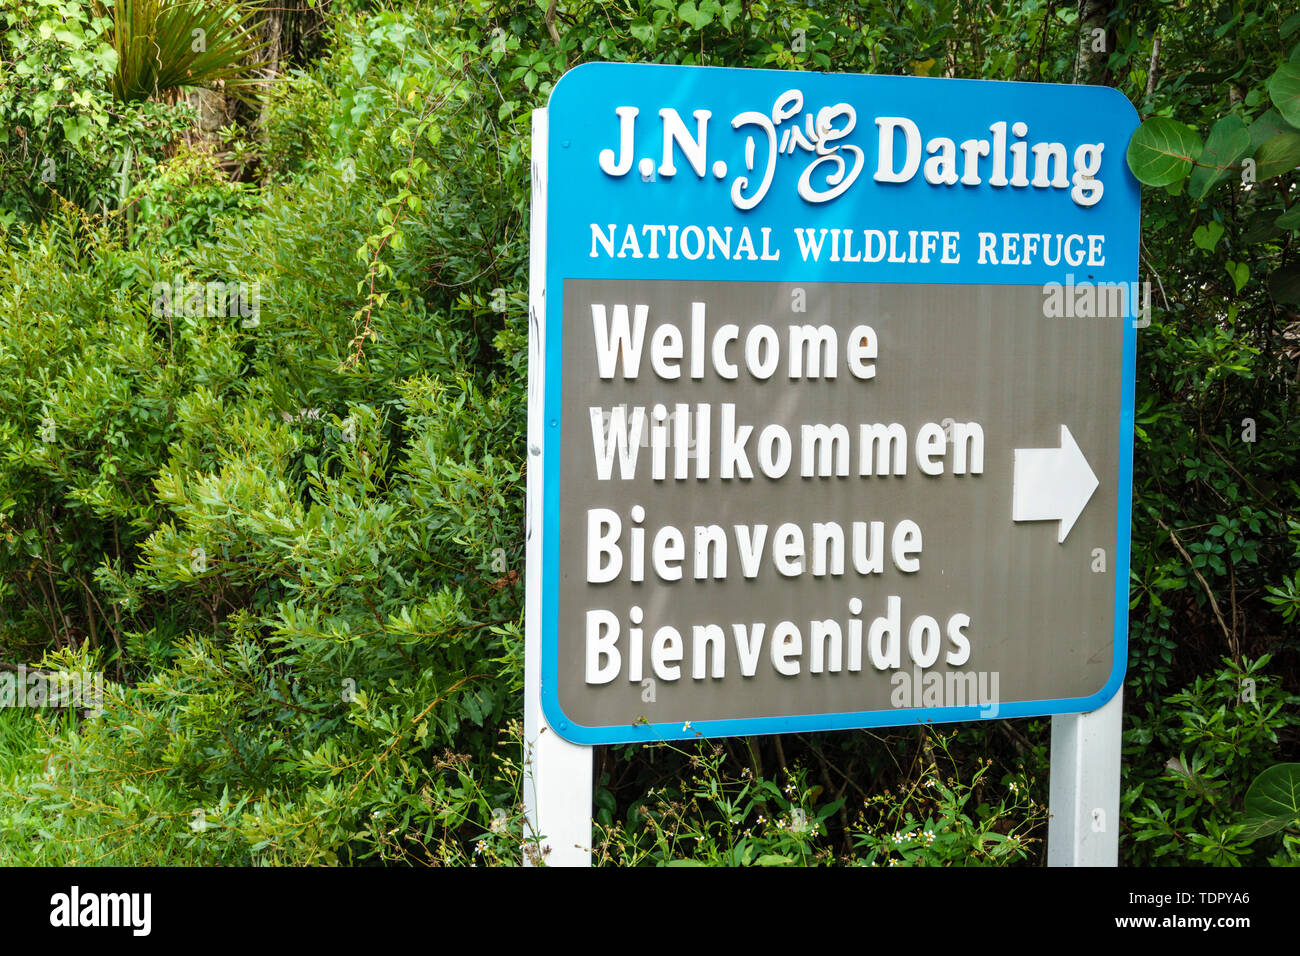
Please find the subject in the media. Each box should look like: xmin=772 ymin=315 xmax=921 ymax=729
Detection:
xmin=1092 ymin=663 xmax=1128 ymax=710
xmin=539 ymin=689 xmax=591 ymax=744
xmin=1081 ymin=82 xmax=1141 ymax=130
xmin=547 ymin=60 xmax=617 ymax=109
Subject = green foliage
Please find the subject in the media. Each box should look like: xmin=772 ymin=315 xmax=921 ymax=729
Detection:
xmin=95 ymin=0 xmax=268 ymax=103
xmin=1120 ymin=6 xmax=1300 ymax=789
xmin=1187 ymin=116 xmax=1250 ymax=200
xmin=0 ymin=0 xmax=542 ymax=864
xmin=0 ymin=0 xmax=1295 ymax=867
xmin=593 ymin=744 xmax=843 ymax=866
xmin=125 ymin=142 xmax=261 ymax=247
xmin=1265 ymin=523 xmax=1300 ymax=622
xmin=0 ymin=0 xmax=191 ymax=223
xmin=1238 ymin=762 xmax=1300 ymax=842
xmin=1124 ymin=656 xmax=1300 ymax=865
xmin=1267 ymin=63 xmax=1300 ymax=128
xmin=1128 ymin=62 xmax=1300 ymax=201
xmin=846 ymin=742 xmax=1045 ymax=867
xmin=1127 ymin=117 xmax=1203 ymax=187
xmin=591 ymin=731 xmax=1045 ymax=867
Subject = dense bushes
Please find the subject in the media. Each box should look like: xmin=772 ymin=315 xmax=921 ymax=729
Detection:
xmin=1 ymin=0 xmax=531 ymax=864
xmin=0 ymin=0 xmax=1296 ymax=865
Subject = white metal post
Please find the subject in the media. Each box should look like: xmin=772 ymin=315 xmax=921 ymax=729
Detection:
xmin=1047 ymin=688 xmax=1123 ymax=866
xmin=523 ymin=107 xmax=593 ymax=867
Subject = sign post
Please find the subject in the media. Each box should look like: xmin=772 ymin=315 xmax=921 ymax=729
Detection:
xmin=1048 ymin=689 xmax=1124 ymax=866
xmin=524 ymin=107 xmax=593 ymax=866
xmin=527 ymin=64 xmax=1140 ymax=866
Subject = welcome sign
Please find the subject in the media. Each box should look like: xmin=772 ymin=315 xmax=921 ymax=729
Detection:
xmin=534 ymin=63 xmax=1140 ymax=745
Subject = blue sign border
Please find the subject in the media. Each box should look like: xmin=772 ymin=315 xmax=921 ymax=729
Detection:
xmin=540 ymin=62 xmax=1140 ymax=745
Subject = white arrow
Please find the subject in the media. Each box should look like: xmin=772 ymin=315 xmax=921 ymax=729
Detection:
xmin=1012 ymin=425 xmax=1098 ymax=544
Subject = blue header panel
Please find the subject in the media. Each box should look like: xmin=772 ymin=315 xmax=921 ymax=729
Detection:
xmin=547 ymin=63 xmax=1139 ymax=287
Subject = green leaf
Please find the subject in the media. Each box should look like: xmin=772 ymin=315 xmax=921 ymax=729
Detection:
xmin=677 ymin=1 xmax=712 ymax=29
xmin=1254 ymin=131 xmax=1300 ymax=180
xmin=1189 ymin=116 xmax=1250 ymax=200
xmin=1267 ymin=63 xmax=1300 ymax=128
xmin=753 ymin=853 xmax=795 ymax=866
xmin=1225 ymin=260 xmax=1249 ymax=293
xmin=1186 ymin=66 xmax=1241 ymax=87
xmin=1276 ymin=205 xmax=1300 ymax=230
xmin=61 ymin=114 xmax=91 ymax=145
xmin=1248 ymin=109 xmax=1291 ymax=153
xmin=1268 ymin=263 xmax=1300 ymax=306
xmin=629 ymin=16 xmax=655 ymax=45
xmin=1126 ymin=117 xmax=1203 ymax=186
xmin=1191 ymin=220 xmax=1224 ymax=252
xmin=104 ymin=0 xmax=270 ymax=103
xmin=1237 ymin=763 xmax=1300 ymax=841
xmin=1242 ymin=208 xmax=1284 ymax=243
